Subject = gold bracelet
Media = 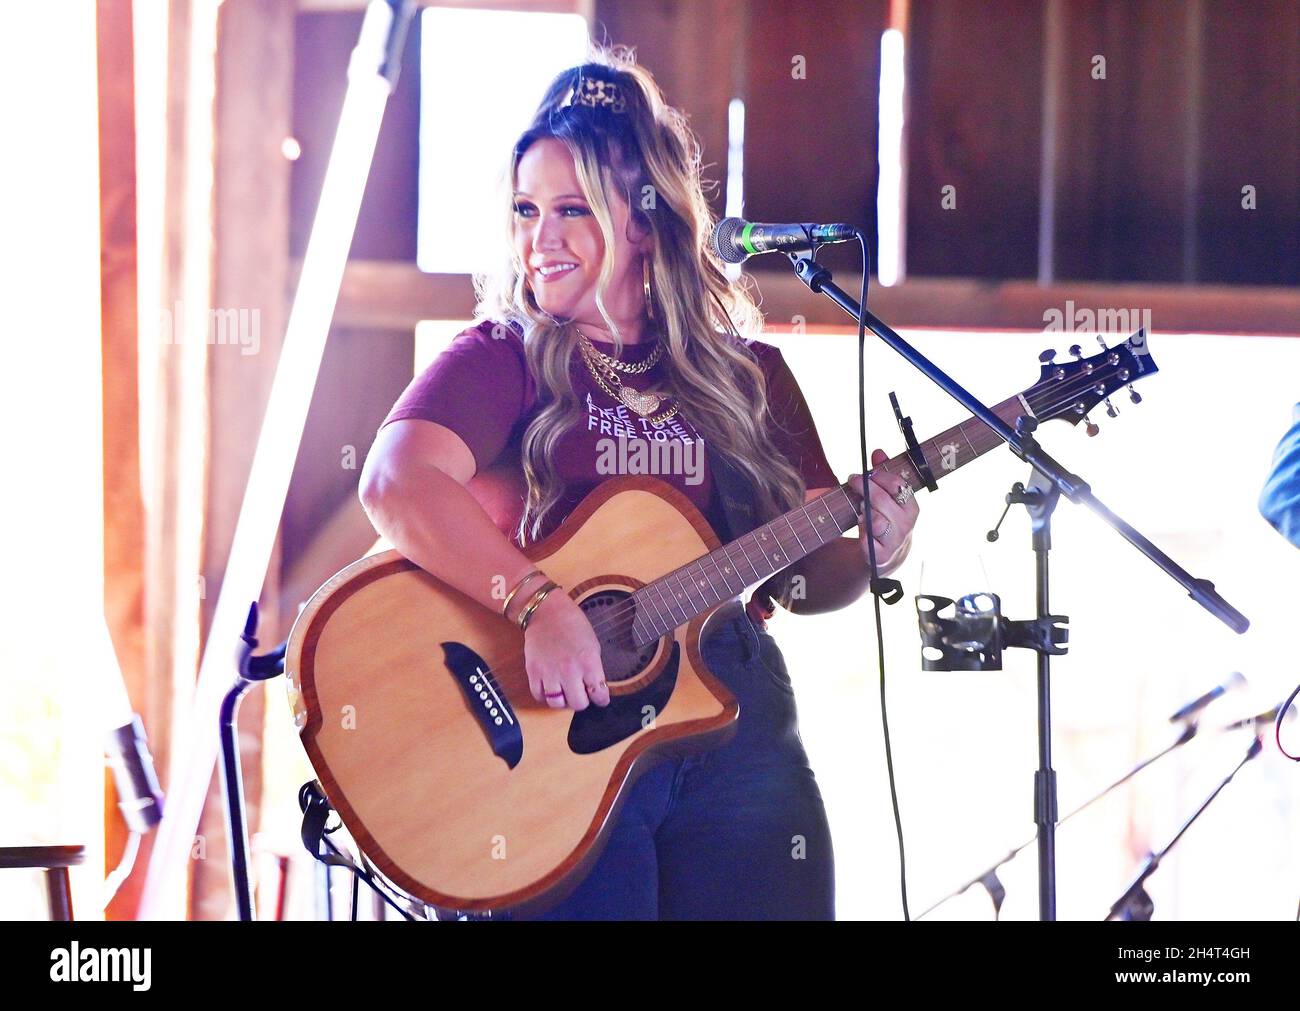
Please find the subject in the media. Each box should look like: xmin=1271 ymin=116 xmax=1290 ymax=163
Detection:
xmin=501 ymin=569 xmax=546 ymax=619
xmin=517 ymin=581 xmax=560 ymax=632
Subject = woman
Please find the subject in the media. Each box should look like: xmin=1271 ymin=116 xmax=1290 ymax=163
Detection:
xmin=358 ymin=48 xmax=920 ymax=920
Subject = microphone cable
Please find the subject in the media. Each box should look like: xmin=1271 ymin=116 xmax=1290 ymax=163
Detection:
xmin=848 ymin=230 xmax=911 ymax=921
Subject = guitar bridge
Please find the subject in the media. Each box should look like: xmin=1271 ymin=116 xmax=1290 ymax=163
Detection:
xmin=440 ymin=641 xmax=523 ymax=768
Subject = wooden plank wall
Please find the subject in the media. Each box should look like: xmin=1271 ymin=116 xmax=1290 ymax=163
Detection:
xmin=592 ymin=0 xmax=747 ymax=222
xmin=1196 ymin=0 xmax=1300 ymax=285
xmin=906 ymin=0 xmax=1300 ymax=286
xmin=740 ymin=0 xmax=888 ymax=276
xmin=905 ymin=0 xmax=1044 ymax=279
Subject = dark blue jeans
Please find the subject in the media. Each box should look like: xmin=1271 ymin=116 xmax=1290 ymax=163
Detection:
xmin=526 ymin=612 xmax=835 ymax=920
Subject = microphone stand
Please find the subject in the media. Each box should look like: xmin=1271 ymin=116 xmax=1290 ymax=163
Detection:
xmin=1106 ymin=735 xmax=1264 ymax=920
xmin=220 ymin=602 xmax=286 ymax=921
xmin=781 ymin=245 xmax=1250 ymax=920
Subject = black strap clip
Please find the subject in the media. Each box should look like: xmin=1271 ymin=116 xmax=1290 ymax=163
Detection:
xmin=299 ymin=780 xmax=361 ymax=873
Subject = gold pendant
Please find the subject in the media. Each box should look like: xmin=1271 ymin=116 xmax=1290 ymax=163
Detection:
xmin=619 ymin=386 xmax=662 ymax=416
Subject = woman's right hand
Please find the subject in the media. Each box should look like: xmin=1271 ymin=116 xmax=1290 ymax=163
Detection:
xmin=522 ymin=590 xmax=611 ymax=710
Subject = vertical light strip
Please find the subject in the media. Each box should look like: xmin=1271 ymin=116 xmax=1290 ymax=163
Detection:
xmin=1038 ymin=0 xmax=1064 ymax=284
xmin=134 ymin=0 xmax=166 ymax=502
xmin=724 ymin=97 xmax=745 ymax=283
xmin=876 ymin=28 xmax=906 ymax=286
xmin=165 ymin=0 xmax=219 ymax=856
xmin=1181 ymin=0 xmax=1203 ymax=283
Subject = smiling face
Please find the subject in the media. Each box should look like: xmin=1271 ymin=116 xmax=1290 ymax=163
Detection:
xmin=513 ymin=137 xmax=652 ymax=341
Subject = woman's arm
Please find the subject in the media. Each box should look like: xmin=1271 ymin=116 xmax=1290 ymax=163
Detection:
xmin=360 ymin=419 xmax=541 ymax=618
xmin=359 ymin=418 xmax=612 ymax=710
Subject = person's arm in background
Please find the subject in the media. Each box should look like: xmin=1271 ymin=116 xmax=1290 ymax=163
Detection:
xmin=1259 ymin=403 xmax=1300 ymax=549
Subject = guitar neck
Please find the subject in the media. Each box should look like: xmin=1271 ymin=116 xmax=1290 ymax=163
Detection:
xmin=629 ymin=394 xmax=1030 ymax=644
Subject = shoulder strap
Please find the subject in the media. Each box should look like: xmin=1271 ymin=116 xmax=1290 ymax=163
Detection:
xmin=705 ymin=440 xmax=760 ymax=542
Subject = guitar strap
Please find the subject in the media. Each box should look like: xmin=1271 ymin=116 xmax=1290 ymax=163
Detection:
xmin=704 ymin=440 xmax=778 ymax=622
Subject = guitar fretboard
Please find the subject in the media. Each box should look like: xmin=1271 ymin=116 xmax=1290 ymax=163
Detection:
xmin=629 ymin=394 xmax=1030 ymax=645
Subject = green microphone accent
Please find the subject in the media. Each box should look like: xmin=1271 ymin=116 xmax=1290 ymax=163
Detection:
xmin=740 ymin=222 xmax=758 ymax=255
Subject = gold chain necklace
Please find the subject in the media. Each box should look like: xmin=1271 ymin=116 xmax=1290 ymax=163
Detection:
xmin=576 ymin=331 xmax=679 ymax=425
xmin=576 ymin=328 xmax=663 ymax=374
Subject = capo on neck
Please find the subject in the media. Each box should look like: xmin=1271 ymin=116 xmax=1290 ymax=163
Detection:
xmin=890 ymin=391 xmax=938 ymax=493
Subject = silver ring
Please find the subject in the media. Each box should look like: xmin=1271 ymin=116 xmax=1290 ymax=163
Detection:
xmin=876 ymin=519 xmax=894 ymax=541
xmin=894 ymin=484 xmax=914 ymax=507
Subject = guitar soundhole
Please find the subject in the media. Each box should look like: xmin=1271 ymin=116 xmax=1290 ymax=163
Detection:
xmin=579 ymin=589 xmax=660 ymax=685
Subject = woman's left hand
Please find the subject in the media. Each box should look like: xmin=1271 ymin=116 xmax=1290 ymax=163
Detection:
xmin=847 ymin=449 xmax=921 ymax=574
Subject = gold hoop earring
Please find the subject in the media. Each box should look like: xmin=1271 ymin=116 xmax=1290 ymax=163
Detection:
xmin=642 ymin=257 xmax=655 ymax=321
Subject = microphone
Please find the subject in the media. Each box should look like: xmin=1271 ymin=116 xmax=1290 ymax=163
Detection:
xmin=711 ymin=217 xmax=858 ymax=264
xmin=1167 ymin=671 xmax=1247 ymax=723
xmin=1219 ymin=700 xmax=1297 ymax=733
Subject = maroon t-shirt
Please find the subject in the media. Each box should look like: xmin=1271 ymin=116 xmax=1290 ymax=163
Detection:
xmin=379 ymin=319 xmax=838 ymax=546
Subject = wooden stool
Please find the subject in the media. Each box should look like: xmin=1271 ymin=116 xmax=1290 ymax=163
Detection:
xmin=0 ymin=846 xmax=85 ymax=920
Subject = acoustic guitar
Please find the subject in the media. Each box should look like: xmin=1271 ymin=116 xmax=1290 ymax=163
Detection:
xmin=284 ymin=333 xmax=1156 ymax=916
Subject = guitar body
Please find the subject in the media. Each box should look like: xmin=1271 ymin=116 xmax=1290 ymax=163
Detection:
xmin=284 ymin=475 xmax=742 ymax=917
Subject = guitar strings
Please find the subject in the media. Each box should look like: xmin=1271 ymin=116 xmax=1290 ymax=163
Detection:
xmin=518 ymin=361 xmax=1129 ymax=648
xmin=464 ymin=355 xmax=1138 ymax=697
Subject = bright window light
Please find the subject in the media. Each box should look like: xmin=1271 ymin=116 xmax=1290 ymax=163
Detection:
xmin=876 ymin=28 xmax=906 ymax=286
xmin=415 ymin=318 xmax=475 ymax=370
xmin=417 ymin=8 xmax=589 ymax=275
xmin=724 ymin=98 xmax=745 ymax=283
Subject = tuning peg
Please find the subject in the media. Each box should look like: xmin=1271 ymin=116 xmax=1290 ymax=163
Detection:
xmin=1105 ymin=397 xmax=1119 ymax=418
xmin=1069 ymin=344 xmax=1084 ymax=359
xmin=1128 ymin=385 xmax=1143 ymax=404
xmin=1096 ymin=336 xmax=1109 ymax=350
xmin=1039 ymin=348 xmax=1057 ymax=364
xmin=1084 ymin=415 xmax=1099 ymax=437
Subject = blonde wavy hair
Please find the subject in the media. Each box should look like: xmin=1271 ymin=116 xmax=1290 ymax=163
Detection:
xmin=473 ymin=45 xmax=810 ymax=602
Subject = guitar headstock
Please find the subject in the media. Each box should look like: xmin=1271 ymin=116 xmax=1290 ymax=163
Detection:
xmin=1026 ymin=330 xmax=1157 ymax=436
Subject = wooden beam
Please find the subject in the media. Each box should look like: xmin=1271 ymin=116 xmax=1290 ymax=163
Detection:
xmin=748 ymin=271 xmax=1300 ymax=337
xmin=96 ymin=0 xmax=148 ymax=922
xmin=322 ymin=259 xmax=1300 ymax=336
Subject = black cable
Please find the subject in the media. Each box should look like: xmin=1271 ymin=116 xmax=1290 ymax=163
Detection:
xmin=1277 ymin=681 xmax=1300 ymax=761
xmin=849 ymin=231 xmax=910 ymax=921
xmin=319 ymin=833 xmax=418 ymax=921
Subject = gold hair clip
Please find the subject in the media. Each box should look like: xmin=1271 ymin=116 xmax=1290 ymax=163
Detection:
xmin=562 ymin=73 xmax=627 ymax=114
